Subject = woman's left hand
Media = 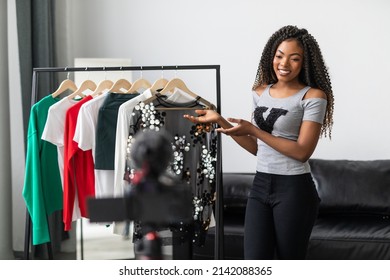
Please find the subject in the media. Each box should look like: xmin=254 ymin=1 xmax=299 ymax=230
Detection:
xmin=216 ymin=118 xmax=255 ymax=136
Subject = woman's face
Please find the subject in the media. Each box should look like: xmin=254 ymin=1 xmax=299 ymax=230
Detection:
xmin=272 ymin=39 xmax=303 ymax=83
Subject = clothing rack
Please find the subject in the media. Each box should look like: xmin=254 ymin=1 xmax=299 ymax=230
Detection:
xmin=24 ymin=64 xmax=224 ymax=260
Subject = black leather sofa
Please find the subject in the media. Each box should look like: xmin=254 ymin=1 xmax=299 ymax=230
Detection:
xmin=193 ymin=159 xmax=390 ymax=259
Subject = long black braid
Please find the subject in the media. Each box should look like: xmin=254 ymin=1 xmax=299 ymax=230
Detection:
xmin=252 ymin=25 xmax=334 ymax=138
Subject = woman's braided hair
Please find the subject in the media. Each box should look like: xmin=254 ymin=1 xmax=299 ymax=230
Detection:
xmin=252 ymin=25 xmax=334 ymax=138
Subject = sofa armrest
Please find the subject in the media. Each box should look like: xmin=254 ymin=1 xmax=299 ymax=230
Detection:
xmin=222 ymin=173 xmax=254 ymax=212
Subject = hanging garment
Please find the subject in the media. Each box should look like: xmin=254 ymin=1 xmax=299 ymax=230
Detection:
xmin=41 ymin=97 xmax=82 ymax=221
xmin=112 ymin=88 xmax=194 ymax=236
xmin=112 ymin=89 xmax=153 ymax=237
xmin=113 ymin=90 xmax=152 ymax=197
xmin=114 ymin=89 xmax=194 ymax=200
xmin=93 ymin=92 xmax=139 ymax=198
xmin=95 ymin=93 xmax=140 ymax=170
xmin=73 ymin=92 xmax=108 ymax=200
xmin=73 ymin=92 xmax=108 ymax=153
xmin=125 ymin=93 xmax=218 ymax=246
xmin=23 ymin=95 xmax=63 ymax=245
xmin=63 ymin=95 xmax=95 ymax=231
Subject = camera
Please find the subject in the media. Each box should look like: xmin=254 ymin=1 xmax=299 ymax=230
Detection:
xmin=87 ymin=129 xmax=193 ymax=259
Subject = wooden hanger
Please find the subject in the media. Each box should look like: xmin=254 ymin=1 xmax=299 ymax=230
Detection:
xmin=91 ymin=79 xmax=114 ymax=97
xmin=109 ymin=78 xmax=132 ymax=93
xmin=67 ymin=79 xmax=97 ymax=100
xmin=125 ymin=78 xmax=152 ymax=94
xmin=159 ymin=78 xmax=215 ymax=109
xmin=141 ymin=91 xmax=213 ymax=111
xmin=51 ymin=79 xmax=78 ymax=97
xmin=149 ymin=78 xmax=169 ymax=93
xmin=141 ymin=78 xmax=216 ymax=110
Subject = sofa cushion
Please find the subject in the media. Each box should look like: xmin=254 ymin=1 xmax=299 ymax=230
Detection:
xmin=309 ymin=159 xmax=390 ymax=215
xmin=308 ymin=215 xmax=390 ymax=259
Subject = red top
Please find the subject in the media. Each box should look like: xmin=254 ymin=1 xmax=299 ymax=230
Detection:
xmin=63 ymin=95 xmax=95 ymax=230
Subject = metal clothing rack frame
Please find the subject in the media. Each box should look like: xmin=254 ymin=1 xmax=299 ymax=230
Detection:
xmin=24 ymin=64 xmax=224 ymax=260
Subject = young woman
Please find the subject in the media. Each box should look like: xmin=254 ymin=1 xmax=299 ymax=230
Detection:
xmin=184 ymin=25 xmax=334 ymax=259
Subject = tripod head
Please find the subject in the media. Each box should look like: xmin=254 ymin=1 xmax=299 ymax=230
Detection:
xmin=126 ymin=129 xmax=192 ymax=225
xmin=130 ymin=129 xmax=173 ymax=181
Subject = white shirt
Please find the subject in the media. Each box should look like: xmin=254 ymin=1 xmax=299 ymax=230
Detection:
xmin=113 ymin=89 xmax=195 ymax=198
xmin=73 ymin=92 xmax=108 ymax=152
xmin=72 ymin=92 xmax=117 ymax=200
xmin=112 ymin=89 xmax=195 ymax=236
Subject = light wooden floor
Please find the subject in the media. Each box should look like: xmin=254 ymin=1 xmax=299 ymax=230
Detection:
xmin=76 ymin=218 xmax=172 ymax=260
xmin=76 ymin=218 xmax=134 ymax=260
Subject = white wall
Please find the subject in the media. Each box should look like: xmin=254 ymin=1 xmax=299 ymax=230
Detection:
xmin=69 ymin=0 xmax=390 ymax=172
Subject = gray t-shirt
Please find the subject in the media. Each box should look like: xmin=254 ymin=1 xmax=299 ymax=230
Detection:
xmin=252 ymin=84 xmax=327 ymax=175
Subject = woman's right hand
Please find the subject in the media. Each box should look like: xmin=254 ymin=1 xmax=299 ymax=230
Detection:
xmin=183 ymin=109 xmax=221 ymax=124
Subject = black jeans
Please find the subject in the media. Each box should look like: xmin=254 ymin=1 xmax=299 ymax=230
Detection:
xmin=244 ymin=172 xmax=320 ymax=260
